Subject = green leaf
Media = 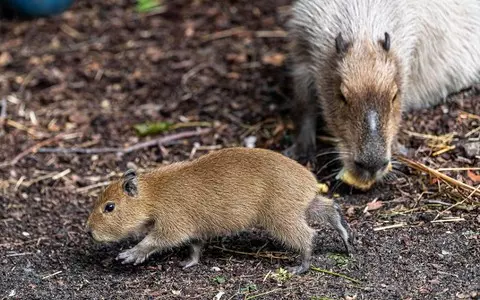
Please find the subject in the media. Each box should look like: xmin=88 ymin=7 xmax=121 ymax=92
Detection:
xmin=136 ymin=0 xmax=162 ymax=13
xmin=213 ymin=275 xmax=226 ymax=284
xmin=327 ymin=252 xmax=351 ymax=267
xmin=133 ymin=121 xmax=173 ymax=136
xmin=268 ymin=268 xmax=292 ymax=283
xmin=240 ymin=283 xmax=257 ymax=293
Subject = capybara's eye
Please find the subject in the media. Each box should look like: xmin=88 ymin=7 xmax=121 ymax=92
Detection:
xmin=392 ymin=92 xmax=398 ymax=103
xmin=339 ymin=91 xmax=348 ymax=104
xmin=104 ymin=203 xmax=115 ymax=213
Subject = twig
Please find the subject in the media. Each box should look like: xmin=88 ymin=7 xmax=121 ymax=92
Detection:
xmin=438 ymin=167 xmax=480 ymax=171
xmin=5 ymin=252 xmax=34 ymax=257
xmin=432 ymin=145 xmax=456 ymax=156
xmin=202 ymin=26 xmax=247 ymax=42
xmin=0 ymin=239 xmax=41 ymax=248
xmin=402 ymin=130 xmax=456 ymax=141
xmin=41 ymin=271 xmax=62 ymax=280
xmin=60 ymin=24 xmax=85 ymax=40
xmin=0 ymin=133 xmax=69 ymax=167
xmin=262 ymin=270 xmax=272 ymax=283
xmin=395 ymin=155 xmax=480 ymax=196
xmin=38 ymin=128 xmax=212 ymax=155
xmin=21 ymin=171 xmax=62 ymax=187
xmin=52 ymin=169 xmax=71 ymax=180
xmin=0 ymin=97 xmax=6 ymax=124
xmin=76 ymin=181 xmax=111 ymax=193
xmin=425 ymin=200 xmax=454 ymax=207
xmin=201 ymin=27 xmax=288 ymax=43
xmin=459 ymin=110 xmax=480 ymax=120
xmin=14 ymin=176 xmax=25 ymax=191
xmin=5 ymin=119 xmax=47 ymax=138
xmin=433 ymin=183 xmax=480 ymax=221
xmin=465 ymin=126 xmax=480 ymax=138
xmin=212 ymin=246 xmax=290 ymax=260
xmin=254 ymin=30 xmax=287 ymax=38
xmin=310 ymin=266 xmax=362 ymax=284
xmin=437 ymin=271 xmax=459 ymax=278
xmin=373 ymin=223 xmax=407 ymax=231
xmin=431 ymin=218 xmax=465 ymax=223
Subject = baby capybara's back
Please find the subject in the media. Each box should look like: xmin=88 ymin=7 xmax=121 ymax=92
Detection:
xmin=144 ymin=147 xmax=319 ymax=233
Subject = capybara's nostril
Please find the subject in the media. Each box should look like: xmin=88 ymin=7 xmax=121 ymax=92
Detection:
xmin=354 ymin=159 xmax=390 ymax=175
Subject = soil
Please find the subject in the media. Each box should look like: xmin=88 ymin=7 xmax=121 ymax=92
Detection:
xmin=0 ymin=1 xmax=479 ymax=299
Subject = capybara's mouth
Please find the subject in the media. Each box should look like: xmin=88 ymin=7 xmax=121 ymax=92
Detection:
xmin=336 ymin=162 xmax=392 ymax=190
xmin=89 ymin=231 xmax=111 ymax=243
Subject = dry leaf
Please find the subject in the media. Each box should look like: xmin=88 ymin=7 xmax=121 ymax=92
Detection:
xmin=366 ymin=200 xmax=383 ymax=212
xmin=226 ymin=72 xmax=240 ymax=79
xmin=146 ymin=46 xmax=164 ymax=62
xmin=184 ymin=21 xmax=195 ymax=37
xmin=346 ymin=206 xmax=356 ymax=217
xmin=467 ymin=170 xmax=480 ymax=183
xmin=261 ymin=53 xmax=286 ymax=66
xmin=226 ymin=53 xmax=247 ymax=64
xmin=0 ymin=52 xmax=13 ymax=67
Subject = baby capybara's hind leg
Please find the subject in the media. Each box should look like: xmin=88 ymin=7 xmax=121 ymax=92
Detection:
xmin=268 ymin=219 xmax=315 ymax=274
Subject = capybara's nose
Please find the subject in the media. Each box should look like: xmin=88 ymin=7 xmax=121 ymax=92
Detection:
xmin=354 ymin=159 xmax=389 ymax=176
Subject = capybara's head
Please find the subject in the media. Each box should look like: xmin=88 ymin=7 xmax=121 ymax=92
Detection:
xmin=86 ymin=169 xmax=149 ymax=242
xmin=323 ymin=32 xmax=402 ymax=188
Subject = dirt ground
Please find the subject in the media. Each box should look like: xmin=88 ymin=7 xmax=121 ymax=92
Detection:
xmin=0 ymin=1 xmax=479 ymax=299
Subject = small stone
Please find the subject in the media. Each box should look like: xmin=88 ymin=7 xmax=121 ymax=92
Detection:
xmin=462 ymin=142 xmax=480 ymax=158
xmin=0 ymin=52 xmax=12 ymax=67
xmin=243 ymin=136 xmax=257 ymax=148
xmin=441 ymin=250 xmax=451 ymax=256
xmin=213 ymin=290 xmax=225 ymax=300
xmin=211 ymin=266 xmax=221 ymax=272
xmin=126 ymin=162 xmax=138 ymax=170
xmin=101 ymin=99 xmax=111 ymax=109
xmin=69 ymin=112 xmax=89 ymax=125
xmin=22 ymin=232 xmax=30 ymax=237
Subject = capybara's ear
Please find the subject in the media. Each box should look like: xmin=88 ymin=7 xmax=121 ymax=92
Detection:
xmin=335 ymin=32 xmax=351 ymax=55
xmin=122 ymin=169 xmax=138 ymax=197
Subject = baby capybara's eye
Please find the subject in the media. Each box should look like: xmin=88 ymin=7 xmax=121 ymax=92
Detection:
xmin=104 ymin=203 xmax=115 ymax=213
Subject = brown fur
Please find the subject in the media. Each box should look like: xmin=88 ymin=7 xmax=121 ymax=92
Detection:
xmin=288 ymin=0 xmax=480 ymax=188
xmin=86 ymin=147 xmax=354 ymax=274
xmin=332 ymin=39 xmax=402 ymax=183
xmin=287 ymin=36 xmax=402 ymax=186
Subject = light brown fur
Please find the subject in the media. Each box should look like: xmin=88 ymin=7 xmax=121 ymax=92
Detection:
xmin=86 ymin=147 xmax=354 ymax=274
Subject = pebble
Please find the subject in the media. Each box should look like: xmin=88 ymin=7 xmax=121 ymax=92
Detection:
xmin=462 ymin=142 xmax=480 ymax=158
xmin=243 ymin=136 xmax=257 ymax=148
